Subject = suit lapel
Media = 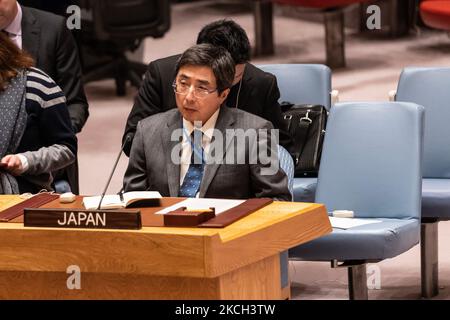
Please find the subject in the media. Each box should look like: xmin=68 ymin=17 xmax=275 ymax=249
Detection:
xmin=199 ymin=107 xmax=236 ymax=197
xmin=21 ymin=7 xmax=41 ymax=63
xmin=162 ymin=112 xmax=182 ymax=197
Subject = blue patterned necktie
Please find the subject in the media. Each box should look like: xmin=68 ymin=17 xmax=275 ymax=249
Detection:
xmin=179 ymin=130 xmax=204 ymax=197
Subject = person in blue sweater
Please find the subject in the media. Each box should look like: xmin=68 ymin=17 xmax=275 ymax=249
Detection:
xmin=0 ymin=32 xmax=77 ymax=194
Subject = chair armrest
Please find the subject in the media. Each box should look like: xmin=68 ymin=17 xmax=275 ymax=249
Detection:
xmin=331 ymin=89 xmax=339 ymax=106
xmin=388 ymin=90 xmax=397 ymax=102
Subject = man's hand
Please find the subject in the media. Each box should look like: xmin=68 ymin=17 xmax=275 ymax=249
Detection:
xmin=0 ymin=155 xmax=24 ymax=176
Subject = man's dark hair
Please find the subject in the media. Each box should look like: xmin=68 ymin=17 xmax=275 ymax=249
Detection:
xmin=176 ymin=43 xmax=235 ymax=94
xmin=196 ymin=19 xmax=251 ymax=64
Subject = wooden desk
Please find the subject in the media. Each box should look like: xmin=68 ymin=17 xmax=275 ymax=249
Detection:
xmin=0 ymin=196 xmax=331 ymax=299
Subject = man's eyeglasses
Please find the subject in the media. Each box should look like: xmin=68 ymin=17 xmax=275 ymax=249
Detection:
xmin=172 ymin=82 xmax=217 ymax=99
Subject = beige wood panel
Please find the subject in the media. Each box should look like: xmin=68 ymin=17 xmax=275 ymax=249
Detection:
xmin=0 ymin=196 xmax=331 ymax=279
xmin=0 ymin=255 xmax=281 ymax=299
xmin=0 ymin=228 xmax=208 ymax=277
xmin=204 ymin=203 xmax=331 ymax=277
xmin=216 ymin=201 xmax=325 ymax=241
xmin=0 ymin=195 xmax=25 ymax=211
xmin=0 ymin=271 xmax=218 ymax=299
xmin=218 ymin=255 xmax=281 ymax=299
xmin=281 ymin=285 xmax=291 ymax=300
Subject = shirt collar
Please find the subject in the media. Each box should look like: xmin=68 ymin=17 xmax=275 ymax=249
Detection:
xmin=182 ymin=108 xmax=220 ymax=142
xmin=4 ymin=3 xmax=22 ymax=36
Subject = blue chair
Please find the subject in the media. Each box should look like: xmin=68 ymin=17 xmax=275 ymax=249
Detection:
xmin=258 ymin=64 xmax=333 ymax=203
xmin=395 ymin=67 xmax=450 ymax=298
xmin=277 ymin=144 xmax=295 ymax=296
xmin=289 ymin=102 xmax=424 ymax=299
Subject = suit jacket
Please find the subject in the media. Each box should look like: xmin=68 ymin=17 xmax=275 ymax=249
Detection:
xmin=124 ymin=107 xmax=291 ymax=201
xmin=123 ymin=54 xmax=292 ymax=156
xmin=21 ymin=6 xmax=89 ymax=134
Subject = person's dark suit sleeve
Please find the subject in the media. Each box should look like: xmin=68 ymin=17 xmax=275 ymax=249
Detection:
xmin=250 ymin=122 xmax=292 ymax=201
xmin=123 ymin=121 xmax=149 ymax=192
xmin=55 ymin=18 xmax=89 ymax=133
xmin=123 ymin=61 xmax=164 ymax=156
xmin=263 ymin=75 xmax=293 ymax=153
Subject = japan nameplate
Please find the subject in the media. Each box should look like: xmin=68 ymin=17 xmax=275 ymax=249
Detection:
xmin=24 ymin=208 xmax=142 ymax=230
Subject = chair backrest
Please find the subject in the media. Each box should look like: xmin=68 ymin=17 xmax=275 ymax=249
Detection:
xmin=91 ymin=0 xmax=171 ymax=40
xmin=278 ymin=145 xmax=294 ymax=198
xmin=396 ymin=67 xmax=450 ymax=178
xmin=258 ymin=64 xmax=332 ymax=110
xmin=316 ymin=102 xmax=424 ymax=219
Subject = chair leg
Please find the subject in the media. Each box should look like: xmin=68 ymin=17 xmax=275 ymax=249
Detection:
xmin=348 ymin=264 xmax=368 ymax=300
xmin=421 ymin=221 xmax=439 ymax=298
xmin=115 ymin=59 xmax=127 ymax=96
xmin=129 ymin=61 xmax=148 ymax=78
xmin=389 ymin=0 xmax=414 ymax=37
xmin=253 ymin=0 xmax=274 ymax=56
xmin=115 ymin=77 xmax=127 ymax=96
xmin=324 ymin=8 xmax=346 ymax=68
xmin=82 ymin=62 xmax=118 ymax=84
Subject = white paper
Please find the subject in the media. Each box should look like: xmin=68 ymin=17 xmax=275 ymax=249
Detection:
xmin=156 ymin=198 xmax=245 ymax=215
xmin=122 ymin=191 xmax=162 ymax=203
xmin=329 ymin=217 xmax=382 ymax=230
xmin=83 ymin=191 xmax=162 ymax=210
xmin=82 ymin=195 xmax=122 ymax=210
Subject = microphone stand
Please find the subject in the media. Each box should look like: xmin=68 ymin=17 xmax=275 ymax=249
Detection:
xmin=97 ymin=135 xmax=131 ymax=210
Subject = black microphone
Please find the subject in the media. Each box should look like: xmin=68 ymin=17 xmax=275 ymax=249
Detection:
xmin=97 ymin=134 xmax=132 ymax=210
xmin=123 ymin=132 xmax=135 ymax=157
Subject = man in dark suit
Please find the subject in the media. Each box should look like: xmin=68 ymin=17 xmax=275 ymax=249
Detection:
xmin=122 ymin=19 xmax=292 ymax=156
xmin=1 ymin=0 xmax=89 ymax=133
xmin=124 ymin=44 xmax=290 ymax=201
xmin=21 ymin=6 xmax=89 ymax=133
xmin=1 ymin=0 xmax=89 ymax=193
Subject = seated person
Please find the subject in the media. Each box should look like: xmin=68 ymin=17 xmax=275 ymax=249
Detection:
xmin=1 ymin=0 xmax=90 ymax=194
xmin=122 ymin=19 xmax=292 ymax=156
xmin=0 ymin=33 xmax=77 ymax=194
xmin=124 ymin=44 xmax=291 ymax=201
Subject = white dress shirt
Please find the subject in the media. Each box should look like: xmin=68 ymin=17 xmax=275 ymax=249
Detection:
xmin=180 ymin=109 xmax=220 ymax=187
xmin=4 ymin=2 xmax=23 ymax=49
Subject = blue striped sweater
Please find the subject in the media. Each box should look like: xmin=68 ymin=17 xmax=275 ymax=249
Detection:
xmin=15 ymin=68 xmax=77 ymax=193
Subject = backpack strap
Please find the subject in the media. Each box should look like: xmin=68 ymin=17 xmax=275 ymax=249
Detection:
xmin=291 ymin=110 xmax=312 ymax=165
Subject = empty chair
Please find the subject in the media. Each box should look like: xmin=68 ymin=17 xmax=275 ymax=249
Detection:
xmin=258 ymin=64 xmax=333 ymax=203
xmin=395 ymin=67 xmax=450 ymax=298
xmin=253 ymin=0 xmax=370 ymax=68
xmin=289 ymin=102 xmax=424 ymax=299
xmin=420 ymin=0 xmax=450 ymax=32
xmin=80 ymin=0 xmax=171 ymax=95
